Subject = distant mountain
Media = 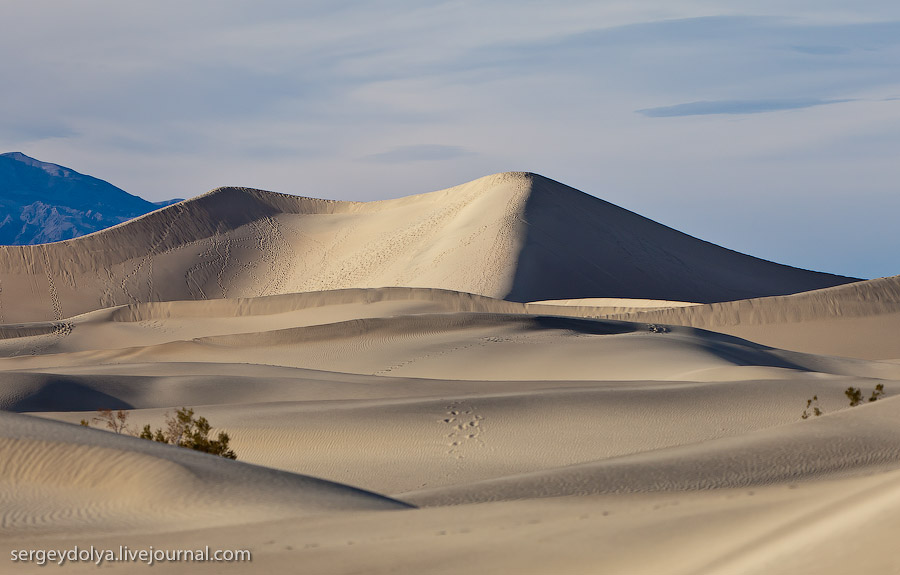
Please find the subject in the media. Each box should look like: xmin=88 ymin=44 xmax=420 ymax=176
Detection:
xmin=0 ymin=152 xmax=177 ymax=245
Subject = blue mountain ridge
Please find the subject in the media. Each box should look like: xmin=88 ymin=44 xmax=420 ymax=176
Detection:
xmin=0 ymin=152 xmax=180 ymax=245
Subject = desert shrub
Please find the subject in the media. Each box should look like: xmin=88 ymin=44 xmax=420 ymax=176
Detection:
xmin=845 ymin=387 xmax=864 ymax=407
xmin=804 ymin=384 xmax=887 ymax=419
xmin=82 ymin=407 xmax=236 ymax=460
xmin=86 ymin=408 xmax=132 ymax=434
xmin=801 ymin=395 xmax=823 ymax=419
xmin=870 ymin=383 xmax=885 ymax=402
xmin=140 ymin=407 xmax=237 ymax=460
xmin=845 ymin=384 xmax=885 ymax=407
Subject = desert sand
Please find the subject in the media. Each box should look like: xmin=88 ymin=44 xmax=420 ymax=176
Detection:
xmin=1 ymin=173 xmax=898 ymax=574
xmin=0 ymin=172 xmax=855 ymax=323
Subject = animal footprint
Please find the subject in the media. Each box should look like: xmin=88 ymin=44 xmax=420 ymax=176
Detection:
xmin=441 ymin=400 xmax=484 ymax=454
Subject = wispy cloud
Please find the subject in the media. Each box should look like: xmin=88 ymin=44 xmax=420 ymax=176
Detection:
xmin=0 ymin=119 xmax=77 ymax=143
xmin=365 ymin=144 xmax=474 ymax=163
xmin=636 ymin=98 xmax=852 ymax=117
xmin=790 ymin=45 xmax=851 ymax=55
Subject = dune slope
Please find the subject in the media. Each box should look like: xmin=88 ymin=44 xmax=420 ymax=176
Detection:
xmin=599 ymin=275 xmax=900 ymax=359
xmin=3 ymin=287 xmax=899 ymax=495
xmin=506 ymin=174 xmax=855 ymax=302
xmin=0 ymin=173 xmax=856 ymax=322
xmin=2 ymin=285 xmax=899 ymax=574
xmin=0 ymin=412 xmax=409 ymax=537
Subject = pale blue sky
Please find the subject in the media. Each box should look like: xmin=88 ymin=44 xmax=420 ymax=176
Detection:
xmin=2 ymin=1 xmax=898 ymax=278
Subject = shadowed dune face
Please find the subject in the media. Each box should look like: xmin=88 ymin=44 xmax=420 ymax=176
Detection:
xmin=506 ymin=175 xmax=856 ymax=303
xmin=0 ymin=172 xmax=856 ymax=322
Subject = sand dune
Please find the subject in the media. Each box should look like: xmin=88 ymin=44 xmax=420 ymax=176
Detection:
xmin=0 ymin=172 xmax=855 ymax=323
xmin=0 ymin=411 xmax=408 ymax=538
xmin=2 ymin=287 xmax=898 ymax=497
xmin=12 ymin=473 xmax=900 ymax=575
xmin=405 ymin=394 xmax=900 ymax=505
xmin=0 ymin=287 xmax=524 ymax=359
xmin=3 ymin=284 xmax=899 ymax=573
xmin=3 ymin=295 xmax=898 ymax=382
xmin=0 ymin=174 xmax=896 ymax=574
xmin=596 ymin=274 xmax=900 ymax=359
xmin=30 ymin=374 xmax=894 ymax=496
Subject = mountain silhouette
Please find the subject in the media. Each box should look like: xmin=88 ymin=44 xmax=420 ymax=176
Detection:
xmin=0 ymin=152 xmax=178 ymax=245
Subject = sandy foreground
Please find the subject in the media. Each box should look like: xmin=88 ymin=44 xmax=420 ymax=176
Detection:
xmin=0 ymin=285 xmax=897 ymax=574
xmin=0 ymin=174 xmax=897 ymax=573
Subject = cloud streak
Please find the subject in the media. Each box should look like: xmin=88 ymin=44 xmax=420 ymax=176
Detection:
xmin=637 ymin=98 xmax=852 ymax=117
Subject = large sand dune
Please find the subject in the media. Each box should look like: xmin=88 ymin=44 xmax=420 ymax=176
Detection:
xmin=0 ymin=175 xmax=896 ymax=574
xmin=0 ymin=172 xmax=855 ymax=323
xmin=588 ymin=274 xmax=900 ymax=359
xmin=0 ymin=412 xmax=408 ymax=537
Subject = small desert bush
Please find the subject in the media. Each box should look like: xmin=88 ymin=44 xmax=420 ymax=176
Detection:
xmin=845 ymin=383 xmax=884 ymax=407
xmin=802 ymin=384 xmax=886 ymax=419
xmin=801 ymin=395 xmax=823 ymax=419
xmin=81 ymin=407 xmax=236 ymax=460
xmin=81 ymin=408 xmax=131 ymax=433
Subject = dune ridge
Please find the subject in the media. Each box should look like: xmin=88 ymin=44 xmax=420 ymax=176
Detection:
xmin=607 ymin=274 xmax=900 ymax=326
xmin=0 ymin=172 xmax=856 ymax=322
xmin=592 ymin=275 xmax=900 ymax=358
xmin=107 ymin=287 xmax=527 ymax=322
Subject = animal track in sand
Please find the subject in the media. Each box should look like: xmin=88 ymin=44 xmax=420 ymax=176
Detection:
xmin=41 ymin=246 xmax=62 ymax=321
xmin=118 ymin=201 xmax=188 ymax=305
xmin=376 ymin=338 xmax=493 ymax=376
xmin=185 ymin=233 xmax=229 ymax=300
xmin=137 ymin=319 xmax=177 ymax=336
xmin=25 ymin=321 xmax=74 ymax=356
xmin=441 ymin=400 xmax=484 ymax=459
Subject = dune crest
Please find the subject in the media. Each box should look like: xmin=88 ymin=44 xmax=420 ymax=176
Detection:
xmin=595 ymin=274 xmax=900 ymax=358
xmin=0 ymin=172 xmax=855 ymax=322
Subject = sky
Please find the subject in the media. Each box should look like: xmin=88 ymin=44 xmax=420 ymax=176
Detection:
xmin=2 ymin=1 xmax=899 ymax=279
